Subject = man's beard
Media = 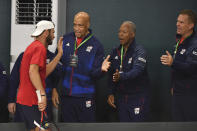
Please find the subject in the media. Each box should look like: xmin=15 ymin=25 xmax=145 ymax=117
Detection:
xmin=46 ymin=35 xmax=53 ymax=45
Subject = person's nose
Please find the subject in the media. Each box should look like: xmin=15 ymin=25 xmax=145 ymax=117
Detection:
xmin=176 ymin=22 xmax=180 ymax=27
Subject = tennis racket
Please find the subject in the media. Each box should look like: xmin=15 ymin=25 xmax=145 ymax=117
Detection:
xmin=35 ymin=90 xmax=60 ymax=131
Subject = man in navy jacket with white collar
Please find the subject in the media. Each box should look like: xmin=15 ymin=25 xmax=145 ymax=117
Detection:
xmin=161 ymin=9 xmax=197 ymax=121
xmin=52 ymin=11 xmax=110 ymax=122
xmin=107 ymin=21 xmax=150 ymax=122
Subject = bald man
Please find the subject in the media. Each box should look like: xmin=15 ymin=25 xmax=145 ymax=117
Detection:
xmin=107 ymin=21 xmax=150 ymax=122
xmin=52 ymin=12 xmax=110 ymax=122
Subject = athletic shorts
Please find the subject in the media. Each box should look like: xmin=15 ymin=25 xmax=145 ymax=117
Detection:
xmin=15 ymin=100 xmax=53 ymax=122
xmin=17 ymin=103 xmax=47 ymax=130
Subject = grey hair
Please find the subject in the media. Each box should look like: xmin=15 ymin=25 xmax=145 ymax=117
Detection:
xmin=122 ymin=21 xmax=136 ymax=34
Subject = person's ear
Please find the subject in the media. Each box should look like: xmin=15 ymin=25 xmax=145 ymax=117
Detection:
xmin=43 ymin=30 xmax=49 ymax=37
xmin=131 ymin=32 xmax=135 ymax=38
xmin=188 ymin=23 xmax=194 ymax=30
xmin=87 ymin=22 xmax=90 ymax=29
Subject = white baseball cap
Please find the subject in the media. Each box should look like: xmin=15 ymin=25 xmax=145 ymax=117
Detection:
xmin=31 ymin=20 xmax=55 ymax=37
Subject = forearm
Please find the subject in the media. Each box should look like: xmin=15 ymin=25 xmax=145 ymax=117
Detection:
xmin=90 ymin=44 xmax=105 ymax=78
xmin=8 ymin=84 xmax=18 ymax=103
xmin=8 ymin=75 xmax=19 ymax=103
xmin=0 ymin=77 xmax=8 ymax=99
xmin=120 ymin=65 xmax=144 ymax=81
xmin=120 ymin=46 xmax=147 ymax=81
xmin=108 ymin=72 xmax=115 ymax=95
xmin=29 ymin=65 xmax=45 ymax=95
xmin=46 ymin=53 xmax=62 ymax=77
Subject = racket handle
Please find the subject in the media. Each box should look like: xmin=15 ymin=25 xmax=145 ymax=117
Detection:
xmin=36 ymin=90 xmax=42 ymax=103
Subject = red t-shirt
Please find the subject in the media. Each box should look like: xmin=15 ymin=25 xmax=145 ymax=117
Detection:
xmin=77 ymin=38 xmax=83 ymax=47
xmin=17 ymin=40 xmax=47 ymax=106
xmin=75 ymin=38 xmax=83 ymax=54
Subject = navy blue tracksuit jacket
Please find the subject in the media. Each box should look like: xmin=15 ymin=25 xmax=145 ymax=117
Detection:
xmin=108 ymin=39 xmax=150 ymax=96
xmin=172 ymin=32 xmax=197 ymax=95
xmin=108 ymin=39 xmax=150 ymax=122
xmin=59 ymin=30 xmax=105 ymax=122
xmin=171 ymin=32 xmax=197 ymax=121
xmin=61 ymin=30 xmax=104 ymax=98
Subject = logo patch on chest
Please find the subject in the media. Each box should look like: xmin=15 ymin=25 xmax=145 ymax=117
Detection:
xmin=86 ymin=46 xmax=93 ymax=52
xmin=180 ymin=49 xmax=186 ymax=55
xmin=66 ymin=43 xmax=70 ymax=46
xmin=114 ymin=56 xmax=118 ymax=60
xmin=128 ymin=57 xmax=132 ymax=64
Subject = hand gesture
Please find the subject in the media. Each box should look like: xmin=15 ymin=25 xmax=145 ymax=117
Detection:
xmin=38 ymin=95 xmax=47 ymax=112
xmin=8 ymin=103 xmax=16 ymax=114
xmin=107 ymin=95 xmax=116 ymax=108
xmin=160 ymin=51 xmax=173 ymax=66
xmin=52 ymin=88 xmax=59 ymax=108
xmin=57 ymin=37 xmax=63 ymax=56
xmin=113 ymin=69 xmax=120 ymax=82
xmin=101 ymin=55 xmax=111 ymax=72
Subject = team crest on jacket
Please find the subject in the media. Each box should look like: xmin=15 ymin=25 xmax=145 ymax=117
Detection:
xmin=86 ymin=46 xmax=93 ymax=52
xmin=180 ymin=49 xmax=186 ymax=54
xmin=128 ymin=57 xmax=132 ymax=64
xmin=115 ymin=56 xmax=118 ymax=60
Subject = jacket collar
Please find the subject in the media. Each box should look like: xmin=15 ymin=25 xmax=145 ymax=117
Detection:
xmin=117 ymin=38 xmax=136 ymax=52
xmin=72 ymin=29 xmax=93 ymax=40
xmin=176 ymin=31 xmax=196 ymax=44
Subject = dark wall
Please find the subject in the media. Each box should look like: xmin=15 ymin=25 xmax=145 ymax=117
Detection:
xmin=0 ymin=0 xmax=11 ymax=72
xmin=66 ymin=0 xmax=197 ymax=121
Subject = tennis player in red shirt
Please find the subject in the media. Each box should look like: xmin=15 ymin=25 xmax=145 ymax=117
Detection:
xmin=16 ymin=20 xmax=63 ymax=131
